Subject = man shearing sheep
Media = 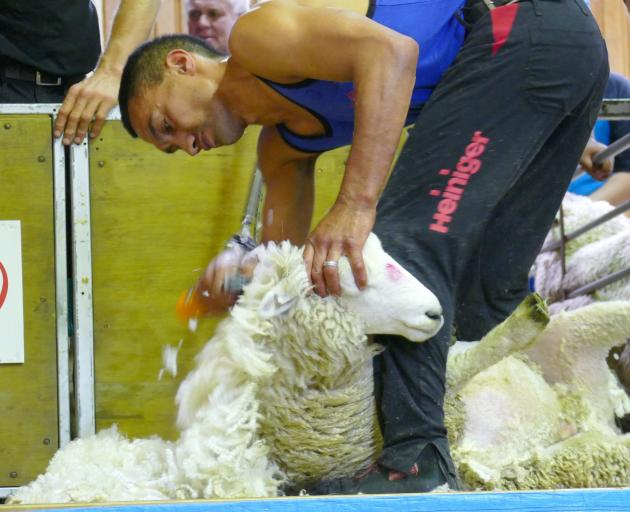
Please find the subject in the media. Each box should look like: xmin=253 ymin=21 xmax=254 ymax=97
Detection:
xmin=118 ymin=0 xmax=608 ymax=494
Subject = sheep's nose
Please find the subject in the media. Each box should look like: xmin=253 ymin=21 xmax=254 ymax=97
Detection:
xmin=426 ymin=309 xmax=442 ymax=321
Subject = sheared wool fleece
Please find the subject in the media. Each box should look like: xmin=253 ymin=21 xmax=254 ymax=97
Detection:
xmin=6 ymin=384 xmax=277 ymax=504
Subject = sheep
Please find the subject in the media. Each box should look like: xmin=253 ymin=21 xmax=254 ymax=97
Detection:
xmin=8 ymin=233 xmax=443 ymax=504
xmin=174 ymin=232 xmax=443 ymax=490
xmin=531 ymin=192 xmax=630 ymax=432
xmin=446 ymin=300 xmax=630 ymax=490
xmin=533 ymin=193 xmax=630 ymax=312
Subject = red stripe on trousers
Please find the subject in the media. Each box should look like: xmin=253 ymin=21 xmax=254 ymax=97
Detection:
xmin=491 ymin=4 xmax=520 ymax=57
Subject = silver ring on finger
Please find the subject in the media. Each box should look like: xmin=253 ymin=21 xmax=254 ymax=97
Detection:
xmin=323 ymin=260 xmax=339 ymax=269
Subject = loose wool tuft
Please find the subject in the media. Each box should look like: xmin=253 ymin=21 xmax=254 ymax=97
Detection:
xmin=6 ymin=428 xmax=175 ymax=503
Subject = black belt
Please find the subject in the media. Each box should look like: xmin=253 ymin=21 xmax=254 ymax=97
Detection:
xmin=0 ymin=59 xmax=83 ymax=87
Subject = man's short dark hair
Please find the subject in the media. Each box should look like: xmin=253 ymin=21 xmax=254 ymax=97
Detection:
xmin=119 ymin=34 xmax=222 ymax=138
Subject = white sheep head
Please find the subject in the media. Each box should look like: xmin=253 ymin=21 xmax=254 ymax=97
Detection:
xmin=258 ymin=232 xmax=443 ymax=342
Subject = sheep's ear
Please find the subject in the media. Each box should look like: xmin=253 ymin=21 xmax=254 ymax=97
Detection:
xmin=259 ymin=285 xmax=298 ymax=318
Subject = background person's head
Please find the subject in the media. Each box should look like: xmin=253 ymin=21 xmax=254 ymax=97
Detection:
xmin=119 ymin=34 xmax=246 ymax=155
xmin=186 ymin=0 xmax=249 ymax=55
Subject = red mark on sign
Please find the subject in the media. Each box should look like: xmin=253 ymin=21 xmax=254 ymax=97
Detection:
xmin=0 ymin=261 xmax=8 ymax=311
xmin=386 ymin=262 xmax=403 ymax=281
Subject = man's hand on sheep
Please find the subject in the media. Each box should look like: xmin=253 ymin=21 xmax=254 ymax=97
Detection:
xmin=303 ymin=199 xmax=376 ymax=297
xmin=196 ymin=246 xmax=258 ymax=314
xmin=580 ymin=137 xmax=614 ymax=181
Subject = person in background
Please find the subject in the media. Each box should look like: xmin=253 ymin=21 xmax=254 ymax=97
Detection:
xmin=571 ymin=72 xmax=630 ymax=215
xmin=187 ymin=0 xmax=250 ymax=56
xmin=0 ymin=0 xmax=161 ymax=145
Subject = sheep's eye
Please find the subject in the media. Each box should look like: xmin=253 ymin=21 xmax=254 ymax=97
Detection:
xmin=163 ymin=119 xmax=172 ymax=134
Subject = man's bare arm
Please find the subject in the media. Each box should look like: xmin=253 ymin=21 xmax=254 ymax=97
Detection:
xmin=257 ymin=126 xmax=318 ymax=245
xmin=231 ymin=0 xmax=416 ymax=209
xmin=231 ymin=0 xmax=418 ymax=293
xmin=590 ymin=173 xmax=630 ymax=213
xmin=55 ymin=0 xmax=161 ymax=144
xmin=194 ymin=126 xmax=316 ymax=313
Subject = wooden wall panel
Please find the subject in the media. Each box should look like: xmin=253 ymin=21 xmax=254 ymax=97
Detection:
xmin=103 ymin=0 xmax=187 ymax=39
xmin=0 ymin=116 xmax=59 ymax=486
xmin=592 ymin=0 xmax=630 ymax=78
xmin=153 ymin=0 xmax=186 ymax=37
xmin=89 ymin=123 xmax=259 ymax=439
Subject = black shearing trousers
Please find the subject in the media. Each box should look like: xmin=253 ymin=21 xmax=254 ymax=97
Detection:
xmin=372 ymin=0 xmax=609 ymax=478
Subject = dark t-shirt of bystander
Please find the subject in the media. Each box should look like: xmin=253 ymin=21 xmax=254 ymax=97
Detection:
xmin=0 ymin=1 xmax=101 ymax=77
xmin=604 ymin=72 xmax=630 ymax=173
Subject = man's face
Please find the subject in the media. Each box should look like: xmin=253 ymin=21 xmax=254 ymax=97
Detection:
xmin=187 ymin=0 xmax=242 ymax=55
xmin=128 ymin=70 xmax=246 ymax=156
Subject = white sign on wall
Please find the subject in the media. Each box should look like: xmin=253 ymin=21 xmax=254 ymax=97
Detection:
xmin=0 ymin=221 xmax=25 ymax=363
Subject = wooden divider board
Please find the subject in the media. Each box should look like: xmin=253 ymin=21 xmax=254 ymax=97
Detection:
xmin=88 ymin=122 xmax=349 ymax=439
xmin=0 ymin=115 xmax=59 ymax=486
xmin=89 ymin=122 xmax=259 ymax=439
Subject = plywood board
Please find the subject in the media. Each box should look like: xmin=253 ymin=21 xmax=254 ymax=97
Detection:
xmin=0 ymin=115 xmax=59 ymax=486
xmin=592 ymin=0 xmax=630 ymax=77
xmin=89 ymin=122 xmax=261 ymax=439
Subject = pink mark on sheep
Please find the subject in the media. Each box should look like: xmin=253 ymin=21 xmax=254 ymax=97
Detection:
xmin=386 ymin=262 xmax=403 ymax=282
